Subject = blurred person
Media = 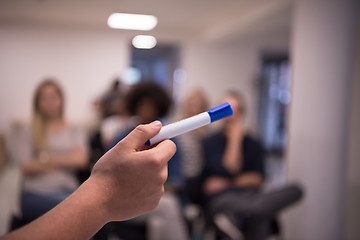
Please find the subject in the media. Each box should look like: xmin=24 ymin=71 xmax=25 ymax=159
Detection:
xmin=201 ymin=91 xmax=302 ymax=240
xmin=112 ymin=81 xmax=183 ymax=191
xmin=1 ymin=121 xmax=176 ymax=240
xmin=177 ymin=88 xmax=209 ymax=204
xmin=123 ymin=81 xmax=171 ymax=126
xmin=182 ymin=88 xmax=209 ymax=137
xmin=108 ymin=81 xmax=172 ymax=147
xmin=107 ymin=81 xmax=187 ymax=240
xmin=87 ymin=79 xmax=128 ymax=183
xmin=93 ymin=78 xmax=125 ymax=120
xmin=100 ymin=93 xmax=129 ymax=147
xmin=203 ymin=91 xmax=264 ymax=196
xmin=14 ymin=79 xmax=88 ymax=223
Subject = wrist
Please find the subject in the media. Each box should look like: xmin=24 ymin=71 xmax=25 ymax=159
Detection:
xmin=79 ymin=178 xmax=111 ymax=224
xmin=229 ymin=134 xmax=242 ymax=143
xmin=227 ymin=129 xmax=242 ymax=140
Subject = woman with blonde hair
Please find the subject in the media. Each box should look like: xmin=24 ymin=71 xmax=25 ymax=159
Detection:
xmin=15 ymin=79 xmax=88 ymax=222
xmin=177 ymin=88 xmax=209 ymax=205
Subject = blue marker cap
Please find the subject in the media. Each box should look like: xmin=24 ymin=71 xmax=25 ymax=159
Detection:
xmin=207 ymin=102 xmax=233 ymax=122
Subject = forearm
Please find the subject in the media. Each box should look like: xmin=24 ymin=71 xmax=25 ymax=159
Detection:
xmin=2 ymin=121 xmax=175 ymax=240
xmin=203 ymin=176 xmax=232 ymax=195
xmin=2 ymin=179 xmax=108 ymax=240
xmin=49 ymin=148 xmax=88 ymax=170
xmin=233 ymin=172 xmax=263 ymax=188
xmin=222 ymin=138 xmax=242 ymax=174
xmin=23 ymin=148 xmax=88 ymax=175
xmin=22 ymin=159 xmax=52 ymax=176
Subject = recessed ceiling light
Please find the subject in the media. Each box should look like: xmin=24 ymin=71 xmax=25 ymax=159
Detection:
xmin=132 ymin=35 xmax=157 ymax=49
xmin=107 ymin=13 xmax=158 ymax=31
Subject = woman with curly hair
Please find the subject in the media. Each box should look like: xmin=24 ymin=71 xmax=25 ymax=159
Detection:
xmin=106 ymin=81 xmax=187 ymax=240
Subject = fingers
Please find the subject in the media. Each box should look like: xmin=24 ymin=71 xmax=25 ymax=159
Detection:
xmin=121 ymin=121 xmax=162 ymax=150
xmin=137 ymin=139 xmax=176 ymax=169
xmin=145 ymin=139 xmax=176 ymax=163
xmin=156 ymin=140 xmax=177 ymax=163
xmin=160 ymin=164 xmax=168 ymax=184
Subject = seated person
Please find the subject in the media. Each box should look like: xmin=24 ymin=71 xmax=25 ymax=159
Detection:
xmin=2 ymin=121 xmax=177 ymax=240
xmin=99 ymin=79 xmax=130 ymax=147
xmin=177 ymin=88 xmax=209 ymax=204
xmin=15 ymin=79 xmax=88 ymax=222
xmin=108 ymin=81 xmax=187 ymax=240
xmin=202 ymin=91 xmax=265 ymax=193
xmin=202 ymin=91 xmax=266 ymax=239
xmin=202 ymin=91 xmax=302 ymax=240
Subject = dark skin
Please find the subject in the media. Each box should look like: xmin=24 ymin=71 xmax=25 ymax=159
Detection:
xmin=136 ymin=98 xmax=159 ymax=124
xmin=203 ymin=96 xmax=263 ymax=196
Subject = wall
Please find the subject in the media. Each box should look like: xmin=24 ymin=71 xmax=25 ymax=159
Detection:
xmin=345 ymin=16 xmax=360 ymax=240
xmin=284 ymin=0 xmax=358 ymax=239
xmin=0 ymin=24 xmax=289 ymax=135
xmin=182 ymin=31 xmax=290 ymax=132
xmin=0 ymin=25 xmax=130 ymax=132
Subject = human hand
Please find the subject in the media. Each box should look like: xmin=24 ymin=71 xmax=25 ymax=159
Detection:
xmin=233 ymin=173 xmax=263 ymax=188
xmin=22 ymin=158 xmax=56 ymax=176
xmin=225 ymin=119 xmax=244 ymax=142
xmin=0 ymin=121 xmax=176 ymax=240
xmin=203 ymin=176 xmax=232 ymax=196
xmin=88 ymin=121 xmax=176 ymax=222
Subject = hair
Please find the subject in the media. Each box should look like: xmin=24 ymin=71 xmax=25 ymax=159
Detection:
xmin=225 ymin=90 xmax=246 ymax=115
xmin=125 ymin=81 xmax=172 ymax=118
xmin=32 ymin=79 xmax=64 ymax=151
xmin=184 ymin=88 xmax=209 ymax=117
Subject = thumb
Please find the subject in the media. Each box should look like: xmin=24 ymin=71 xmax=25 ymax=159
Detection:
xmin=121 ymin=121 xmax=162 ymax=150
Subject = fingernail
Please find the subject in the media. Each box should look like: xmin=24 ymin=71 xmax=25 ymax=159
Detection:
xmin=151 ymin=120 xmax=162 ymax=128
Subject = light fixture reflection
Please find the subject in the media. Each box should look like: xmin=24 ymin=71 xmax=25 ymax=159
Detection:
xmin=122 ymin=67 xmax=142 ymax=85
xmin=107 ymin=13 xmax=158 ymax=31
xmin=132 ymin=35 xmax=157 ymax=49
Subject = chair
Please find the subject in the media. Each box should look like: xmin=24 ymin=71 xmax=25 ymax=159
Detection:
xmin=206 ymin=184 xmax=303 ymax=240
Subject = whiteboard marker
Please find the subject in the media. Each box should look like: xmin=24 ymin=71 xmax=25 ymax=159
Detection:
xmin=145 ymin=102 xmax=233 ymax=146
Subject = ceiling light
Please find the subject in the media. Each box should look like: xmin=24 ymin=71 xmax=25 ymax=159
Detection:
xmin=108 ymin=13 xmax=158 ymax=31
xmin=132 ymin=35 xmax=157 ymax=49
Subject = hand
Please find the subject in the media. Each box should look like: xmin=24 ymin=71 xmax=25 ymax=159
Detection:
xmin=222 ymin=120 xmax=244 ymax=174
xmin=88 ymin=121 xmax=176 ymax=222
xmin=22 ymin=158 xmax=55 ymax=176
xmin=203 ymin=176 xmax=231 ymax=196
xmin=233 ymin=173 xmax=264 ymax=188
xmin=224 ymin=119 xmax=244 ymax=142
xmin=0 ymin=121 xmax=176 ymax=240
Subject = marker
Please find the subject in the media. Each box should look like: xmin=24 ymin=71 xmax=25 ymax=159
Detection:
xmin=145 ymin=102 xmax=233 ymax=146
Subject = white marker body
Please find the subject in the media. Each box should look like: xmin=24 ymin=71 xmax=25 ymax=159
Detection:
xmin=149 ymin=112 xmax=211 ymax=145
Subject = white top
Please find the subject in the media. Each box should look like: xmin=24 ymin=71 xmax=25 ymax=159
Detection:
xmin=101 ymin=115 xmax=129 ymax=144
xmin=15 ymin=124 xmax=87 ymax=195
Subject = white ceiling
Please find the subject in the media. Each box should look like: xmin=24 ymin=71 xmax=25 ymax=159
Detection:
xmin=0 ymin=0 xmax=292 ymax=42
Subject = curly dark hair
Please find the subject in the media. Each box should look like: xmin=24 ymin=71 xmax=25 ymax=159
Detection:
xmin=125 ymin=81 xmax=172 ymax=118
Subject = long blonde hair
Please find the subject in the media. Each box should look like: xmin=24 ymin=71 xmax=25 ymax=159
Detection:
xmin=32 ymin=79 xmax=64 ymax=152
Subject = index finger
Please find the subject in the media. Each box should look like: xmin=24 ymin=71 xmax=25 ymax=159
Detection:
xmin=138 ymin=139 xmax=176 ymax=165
xmin=120 ymin=121 xmax=162 ymax=150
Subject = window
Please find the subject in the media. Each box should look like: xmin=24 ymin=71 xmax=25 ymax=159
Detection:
xmin=258 ymin=54 xmax=291 ymax=156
